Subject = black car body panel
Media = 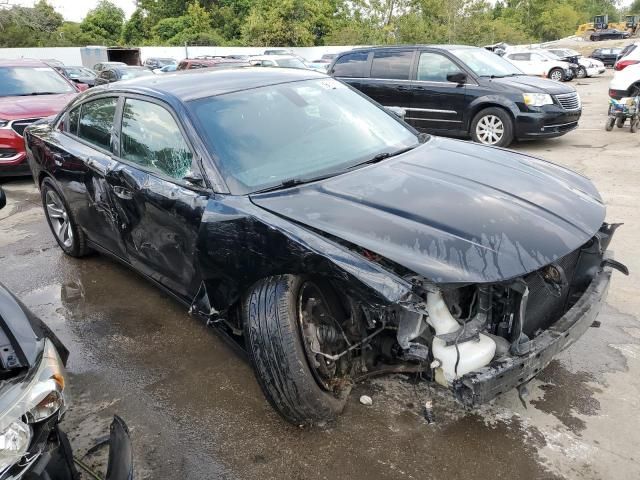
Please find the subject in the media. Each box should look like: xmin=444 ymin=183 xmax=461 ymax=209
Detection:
xmin=251 ymin=136 xmax=605 ymax=284
xmin=22 ymin=68 xmax=621 ymax=417
xmin=329 ymin=45 xmax=581 ymax=142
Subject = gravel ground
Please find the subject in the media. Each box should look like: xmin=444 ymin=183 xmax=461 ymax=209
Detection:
xmin=1 ymin=70 xmax=638 ymax=480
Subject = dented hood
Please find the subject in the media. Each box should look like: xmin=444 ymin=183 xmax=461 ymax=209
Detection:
xmin=250 ymin=137 xmax=606 ymax=284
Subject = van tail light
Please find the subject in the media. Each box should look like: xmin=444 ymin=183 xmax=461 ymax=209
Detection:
xmin=614 ymin=59 xmax=640 ymax=71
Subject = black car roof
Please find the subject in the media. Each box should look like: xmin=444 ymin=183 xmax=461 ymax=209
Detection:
xmin=350 ymin=44 xmax=477 ymax=52
xmin=98 ymin=67 xmax=325 ymax=102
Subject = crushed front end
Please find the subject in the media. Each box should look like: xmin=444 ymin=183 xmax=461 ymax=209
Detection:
xmin=396 ymin=223 xmax=628 ymax=405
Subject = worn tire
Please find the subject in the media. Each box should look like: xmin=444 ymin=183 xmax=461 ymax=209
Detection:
xmin=470 ymin=107 xmax=514 ymax=147
xmin=548 ymin=68 xmax=564 ymax=82
xmin=605 ymin=117 xmax=615 ymax=131
xmin=41 ymin=177 xmax=90 ymax=257
xmin=243 ymin=275 xmax=349 ymax=426
xmin=616 ymin=116 xmax=626 ymax=128
xmin=631 ymin=118 xmax=638 ymax=133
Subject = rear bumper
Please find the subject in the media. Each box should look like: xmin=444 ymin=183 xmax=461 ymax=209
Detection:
xmin=453 ymin=263 xmax=611 ymax=406
xmin=515 ymin=107 xmax=581 ymax=139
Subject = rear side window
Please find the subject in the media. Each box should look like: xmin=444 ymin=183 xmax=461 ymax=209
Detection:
xmin=332 ymin=51 xmax=368 ymax=78
xmin=370 ymin=50 xmax=413 ymax=80
xmin=78 ymin=97 xmax=117 ymax=150
xmin=509 ymin=53 xmax=530 ymax=61
xmin=68 ymin=106 xmax=80 ymax=135
xmin=120 ymin=99 xmax=193 ymax=180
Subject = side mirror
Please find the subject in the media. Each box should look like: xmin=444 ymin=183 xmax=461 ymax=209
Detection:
xmin=446 ymin=72 xmax=467 ymax=84
xmin=0 ymin=187 xmax=6 ymax=210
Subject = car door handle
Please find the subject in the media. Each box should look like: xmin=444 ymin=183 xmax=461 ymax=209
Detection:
xmin=397 ymin=85 xmax=412 ymax=91
xmin=112 ymin=186 xmax=134 ymax=200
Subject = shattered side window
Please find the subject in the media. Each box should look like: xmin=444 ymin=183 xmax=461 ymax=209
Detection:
xmin=120 ymin=99 xmax=193 ymax=180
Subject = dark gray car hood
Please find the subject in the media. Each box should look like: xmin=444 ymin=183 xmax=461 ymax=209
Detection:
xmin=251 ymin=137 xmax=605 ymax=284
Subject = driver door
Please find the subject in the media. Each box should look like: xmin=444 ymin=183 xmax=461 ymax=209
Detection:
xmin=105 ymin=96 xmax=210 ymax=301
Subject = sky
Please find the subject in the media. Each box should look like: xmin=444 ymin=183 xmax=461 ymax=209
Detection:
xmin=7 ymin=0 xmax=137 ymax=22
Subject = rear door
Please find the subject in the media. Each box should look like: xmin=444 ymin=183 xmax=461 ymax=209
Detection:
xmin=106 ymin=96 xmax=209 ymax=300
xmin=48 ymin=95 xmax=127 ymax=258
xmin=407 ymin=50 xmax=467 ymax=132
xmin=357 ymin=49 xmax=416 ymax=117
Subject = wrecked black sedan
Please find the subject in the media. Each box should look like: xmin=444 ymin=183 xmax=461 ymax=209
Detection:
xmin=24 ymin=68 xmax=626 ymax=425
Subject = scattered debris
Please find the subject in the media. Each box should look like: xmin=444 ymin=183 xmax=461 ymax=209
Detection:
xmin=359 ymin=395 xmax=373 ymax=406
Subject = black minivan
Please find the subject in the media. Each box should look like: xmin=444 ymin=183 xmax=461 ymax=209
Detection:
xmin=329 ymin=45 xmax=582 ymax=147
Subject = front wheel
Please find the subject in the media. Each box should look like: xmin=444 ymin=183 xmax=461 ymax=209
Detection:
xmin=243 ymin=275 xmax=350 ymax=425
xmin=616 ymin=116 xmax=626 ymax=128
xmin=605 ymin=116 xmax=615 ymax=131
xmin=548 ymin=68 xmax=564 ymax=82
xmin=470 ymin=107 xmax=514 ymax=147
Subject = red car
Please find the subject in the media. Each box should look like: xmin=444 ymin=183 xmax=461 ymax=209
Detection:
xmin=0 ymin=59 xmax=79 ymax=177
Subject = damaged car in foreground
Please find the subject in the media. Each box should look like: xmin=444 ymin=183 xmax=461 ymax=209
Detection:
xmin=23 ymin=68 xmax=627 ymax=425
xmin=0 ymin=187 xmax=133 ymax=478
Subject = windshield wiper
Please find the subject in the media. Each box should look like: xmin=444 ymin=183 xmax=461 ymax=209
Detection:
xmin=252 ymin=145 xmax=419 ymax=195
xmin=252 ymin=172 xmax=339 ymax=194
xmin=347 ymin=144 xmax=418 ymax=170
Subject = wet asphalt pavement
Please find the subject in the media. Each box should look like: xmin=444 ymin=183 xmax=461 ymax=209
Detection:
xmin=1 ymin=71 xmax=639 ymax=480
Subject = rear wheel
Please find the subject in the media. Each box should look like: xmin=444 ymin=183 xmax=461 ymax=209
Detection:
xmin=243 ymin=275 xmax=350 ymax=425
xmin=548 ymin=68 xmax=564 ymax=82
xmin=630 ymin=117 xmax=638 ymax=133
xmin=470 ymin=107 xmax=514 ymax=147
xmin=577 ymin=66 xmax=587 ymax=78
xmin=616 ymin=116 xmax=626 ymax=128
xmin=41 ymin=177 xmax=90 ymax=257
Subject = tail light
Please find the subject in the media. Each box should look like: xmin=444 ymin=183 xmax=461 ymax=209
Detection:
xmin=614 ymin=59 xmax=640 ymax=71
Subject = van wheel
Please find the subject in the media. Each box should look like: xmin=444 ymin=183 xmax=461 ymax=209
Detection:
xmin=243 ymin=275 xmax=351 ymax=426
xmin=41 ymin=177 xmax=90 ymax=257
xmin=549 ymin=68 xmax=564 ymax=81
xmin=470 ymin=107 xmax=514 ymax=147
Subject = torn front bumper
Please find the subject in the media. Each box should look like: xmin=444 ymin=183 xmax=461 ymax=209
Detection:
xmin=452 ymin=263 xmax=612 ymax=406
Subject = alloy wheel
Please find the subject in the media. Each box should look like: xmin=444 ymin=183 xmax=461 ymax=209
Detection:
xmin=475 ymin=114 xmax=505 ymax=145
xmin=550 ymin=70 xmax=563 ymax=81
xmin=45 ymin=190 xmax=73 ymax=248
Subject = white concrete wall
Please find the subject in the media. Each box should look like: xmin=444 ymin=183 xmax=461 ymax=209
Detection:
xmin=0 ymin=46 xmax=357 ymax=66
xmin=0 ymin=47 xmax=83 ymax=65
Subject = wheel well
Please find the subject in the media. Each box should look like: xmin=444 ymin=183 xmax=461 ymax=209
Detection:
xmin=469 ymin=104 xmax=515 ymax=133
xmin=37 ymin=171 xmax=50 ymax=187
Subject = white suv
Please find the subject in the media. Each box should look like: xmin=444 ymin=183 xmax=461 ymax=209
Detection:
xmin=610 ymin=62 xmax=640 ymax=99
xmin=504 ymin=50 xmax=572 ymax=81
xmin=614 ymin=43 xmax=640 ymax=71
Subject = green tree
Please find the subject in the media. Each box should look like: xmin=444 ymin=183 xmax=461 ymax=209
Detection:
xmin=80 ymin=0 xmax=125 ymax=45
xmin=242 ymin=0 xmax=337 ymax=46
xmin=121 ymin=8 xmax=149 ymax=45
